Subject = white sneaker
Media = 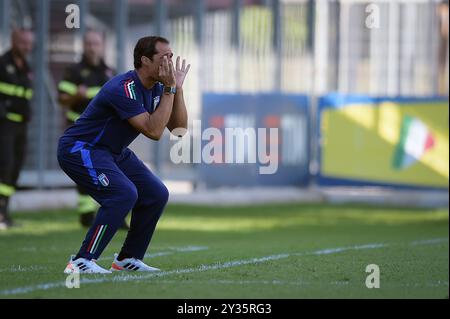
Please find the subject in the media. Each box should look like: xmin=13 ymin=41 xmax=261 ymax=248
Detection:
xmin=110 ymin=253 xmax=160 ymax=272
xmin=64 ymin=255 xmax=112 ymax=274
xmin=0 ymin=222 xmax=8 ymax=231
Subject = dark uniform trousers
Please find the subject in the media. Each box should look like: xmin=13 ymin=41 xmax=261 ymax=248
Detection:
xmin=0 ymin=50 xmax=32 ymax=222
xmin=0 ymin=120 xmax=27 ymax=222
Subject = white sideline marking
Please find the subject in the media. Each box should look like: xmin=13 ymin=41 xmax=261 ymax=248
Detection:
xmin=0 ymin=265 xmax=47 ymax=273
xmin=410 ymin=238 xmax=449 ymax=246
xmin=0 ymin=238 xmax=447 ymax=296
xmin=311 ymin=243 xmax=386 ymax=255
xmin=169 ymin=246 xmax=209 ymax=252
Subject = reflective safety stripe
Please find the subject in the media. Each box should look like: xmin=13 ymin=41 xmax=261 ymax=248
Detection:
xmin=0 ymin=82 xmax=15 ymax=95
xmin=6 ymin=112 xmax=23 ymax=122
xmin=58 ymin=80 xmax=78 ymax=95
xmin=66 ymin=110 xmax=81 ymax=122
xmin=0 ymin=183 xmax=15 ymax=197
xmin=86 ymin=86 xmax=101 ymax=99
xmin=15 ymin=86 xmax=24 ymax=97
xmin=78 ymin=194 xmax=98 ymax=213
xmin=0 ymin=82 xmax=33 ymax=100
xmin=24 ymin=88 xmax=33 ymax=100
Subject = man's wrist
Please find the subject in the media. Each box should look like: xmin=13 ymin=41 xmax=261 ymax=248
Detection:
xmin=164 ymin=85 xmax=177 ymax=95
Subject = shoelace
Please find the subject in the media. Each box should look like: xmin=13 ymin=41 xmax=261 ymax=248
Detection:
xmin=133 ymin=258 xmax=149 ymax=267
xmin=82 ymin=259 xmax=104 ymax=271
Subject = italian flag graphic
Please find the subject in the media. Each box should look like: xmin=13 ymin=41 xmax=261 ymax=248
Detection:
xmin=393 ymin=116 xmax=435 ymax=170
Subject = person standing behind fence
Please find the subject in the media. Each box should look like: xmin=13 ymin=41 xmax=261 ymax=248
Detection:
xmin=0 ymin=28 xmax=34 ymax=230
xmin=58 ymin=30 xmax=128 ymax=229
xmin=437 ymin=0 xmax=449 ymax=95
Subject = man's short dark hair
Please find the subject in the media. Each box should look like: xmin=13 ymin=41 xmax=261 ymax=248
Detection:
xmin=134 ymin=36 xmax=169 ymax=69
xmin=83 ymin=29 xmax=106 ymax=42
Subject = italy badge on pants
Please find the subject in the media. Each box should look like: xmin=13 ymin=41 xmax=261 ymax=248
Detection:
xmin=98 ymin=173 xmax=109 ymax=187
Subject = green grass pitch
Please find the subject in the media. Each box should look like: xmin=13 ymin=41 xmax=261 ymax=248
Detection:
xmin=0 ymin=203 xmax=448 ymax=298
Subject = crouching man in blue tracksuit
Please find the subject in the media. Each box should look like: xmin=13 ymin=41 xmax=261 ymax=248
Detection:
xmin=58 ymin=36 xmax=190 ymax=273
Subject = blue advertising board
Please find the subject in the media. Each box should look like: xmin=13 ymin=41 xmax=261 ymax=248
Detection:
xmin=200 ymin=93 xmax=310 ymax=187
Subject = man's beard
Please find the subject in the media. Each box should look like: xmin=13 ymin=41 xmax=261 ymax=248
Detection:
xmin=12 ymin=48 xmax=28 ymax=62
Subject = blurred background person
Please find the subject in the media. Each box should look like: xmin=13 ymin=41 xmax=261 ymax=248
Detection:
xmin=0 ymin=28 xmax=34 ymax=230
xmin=438 ymin=0 xmax=449 ymax=95
xmin=57 ymin=29 xmax=128 ymax=229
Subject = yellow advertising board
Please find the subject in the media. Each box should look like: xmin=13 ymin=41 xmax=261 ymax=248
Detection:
xmin=320 ymin=99 xmax=449 ymax=188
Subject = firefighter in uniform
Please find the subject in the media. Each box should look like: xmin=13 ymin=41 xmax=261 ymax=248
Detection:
xmin=58 ymin=30 xmax=128 ymax=229
xmin=0 ymin=29 xmax=34 ymax=230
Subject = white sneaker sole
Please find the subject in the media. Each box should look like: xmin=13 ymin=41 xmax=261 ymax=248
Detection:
xmin=64 ymin=265 xmax=112 ymax=274
xmin=109 ymin=267 xmax=160 ymax=272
